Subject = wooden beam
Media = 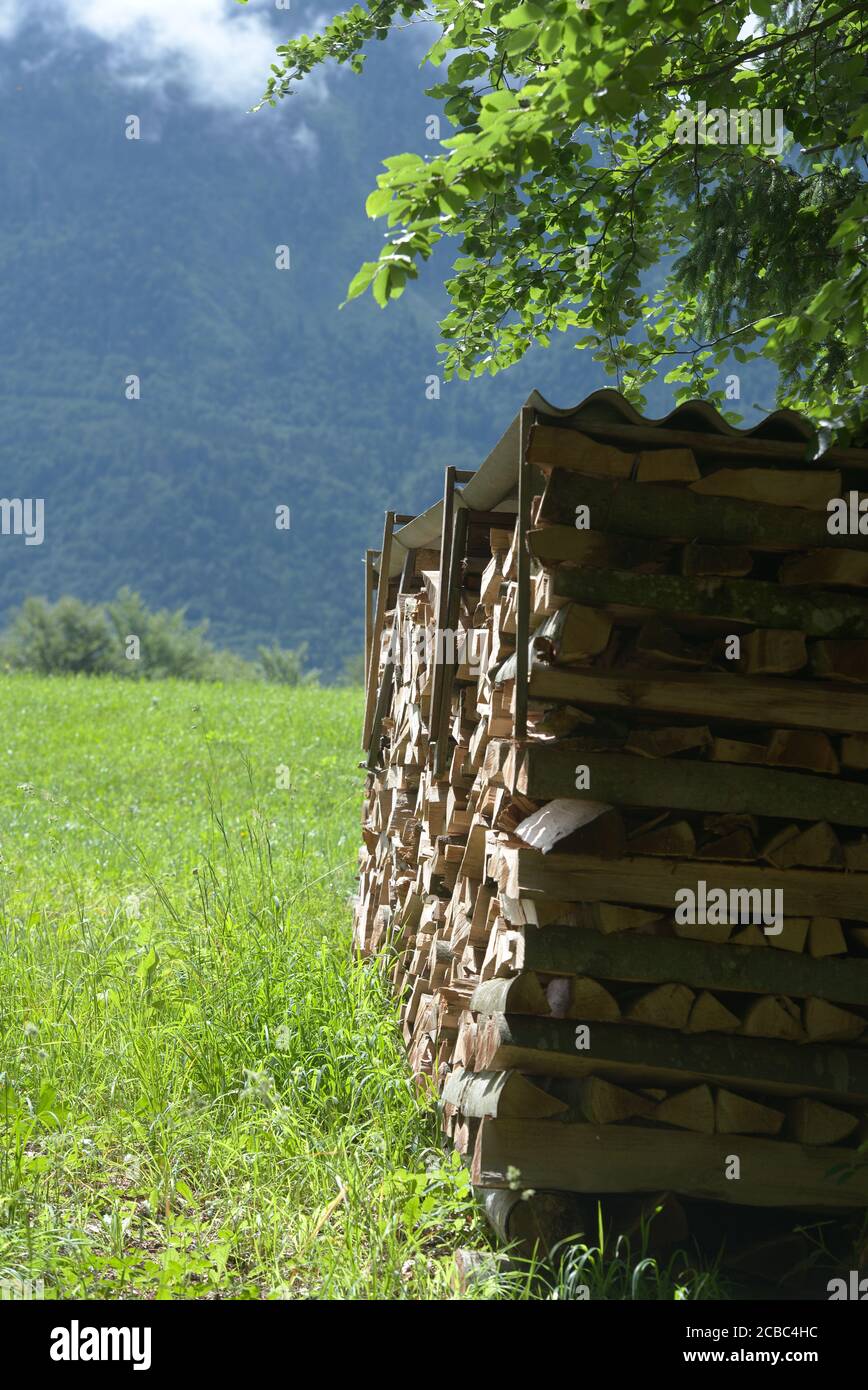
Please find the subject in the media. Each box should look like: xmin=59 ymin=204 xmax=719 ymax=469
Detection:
xmin=537 ymin=414 xmax=867 ymax=470
xmin=474 ymin=1015 xmax=868 ymax=1103
xmin=524 ymin=667 xmax=868 ymax=735
xmin=538 ymin=469 xmax=868 ymax=552
xmin=519 ymin=928 xmax=868 ymax=1008
xmin=551 ymin=565 xmax=868 ymax=639
xmin=514 ymin=406 xmax=534 ymax=740
xmin=433 ymin=507 xmax=470 ymax=776
xmin=472 ymin=1118 xmax=868 ymax=1208
xmin=495 ymin=847 xmax=868 ymax=921
xmin=365 ymin=548 xmax=415 ymax=771
xmin=362 ymin=511 xmax=395 ymax=750
xmin=363 ymin=549 xmax=376 ymax=689
xmin=513 ymin=746 xmax=868 ymax=828
xmin=428 ymin=469 xmax=456 ymax=766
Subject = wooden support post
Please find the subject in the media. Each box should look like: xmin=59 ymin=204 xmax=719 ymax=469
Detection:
xmin=365 ymin=547 xmax=417 ymax=772
xmin=514 ymin=406 xmax=534 ymax=741
xmin=363 ymin=548 xmax=376 ymax=691
xmin=427 ymin=469 xmax=456 ymax=769
xmin=433 ymin=506 xmax=470 ymax=776
xmin=362 ymin=510 xmax=394 ymax=750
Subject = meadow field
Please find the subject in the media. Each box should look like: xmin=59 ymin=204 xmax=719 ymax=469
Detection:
xmin=0 ymin=676 xmax=721 ymax=1300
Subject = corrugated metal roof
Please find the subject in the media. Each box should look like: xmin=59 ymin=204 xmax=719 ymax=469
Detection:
xmin=381 ymin=388 xmax=859 ymax=578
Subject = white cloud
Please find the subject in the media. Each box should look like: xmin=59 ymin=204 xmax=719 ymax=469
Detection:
xmin=0 ymin=0 xmax=314 ymax=113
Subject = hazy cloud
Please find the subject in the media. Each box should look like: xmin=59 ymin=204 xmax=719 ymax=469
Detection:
xmin=0 ymin=0 xmax=309 ymax=113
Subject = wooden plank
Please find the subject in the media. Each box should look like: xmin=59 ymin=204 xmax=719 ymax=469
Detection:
xmin=519 ymin=928 xmax=868 ymax=1008
xmin=524 ymin=666 xmax=868 ymax=735
xmin=472 ymin=1118 xmax=868 ymax=1209
xmin=474 ymin=1015 xmax=868 ymax=1103
xmin=513 ymin=746 xmax=868 ymax=829
xmin=538 ymin=469 xmax=868 ymax=551
xmin=496 ymin=847 xmax=868 ymax=922
xmin=551 ymin=565 xmax=868 ymax=639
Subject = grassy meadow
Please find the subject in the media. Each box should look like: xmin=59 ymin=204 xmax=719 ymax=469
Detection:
xmin=0 ymin=676 xmax=723 ymax=1300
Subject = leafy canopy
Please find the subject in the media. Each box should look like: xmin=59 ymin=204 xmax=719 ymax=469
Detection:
xmin=245 ymin=0 xmax=868 ymax=438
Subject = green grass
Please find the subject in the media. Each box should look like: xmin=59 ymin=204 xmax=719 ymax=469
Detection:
xmin=0 ymin=675 xmax=725 ymax=1299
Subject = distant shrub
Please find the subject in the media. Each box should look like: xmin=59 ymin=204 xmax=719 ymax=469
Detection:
xmin=338 ymin=651 xmax=366 ymax=686
xmin=0 ymin=591 xmax=315 ymax=685
xmin=0 ymin=595 xmax=118 ymax=675
xmin=255 ymin=642 xmax=318 ymax=686
xmin=105 ymin=587 xmax=218 ymax=680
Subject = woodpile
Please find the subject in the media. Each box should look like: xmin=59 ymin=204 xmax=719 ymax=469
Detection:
xmin=355 ymin=390 xmax=868 ymax=1236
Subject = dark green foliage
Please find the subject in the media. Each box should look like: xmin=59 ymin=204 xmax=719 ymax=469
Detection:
xmin=1 ymin=595 xmax=118 ymax=677
xmin=0 ymin=591 xmax=313 ymax=684
xmin=258 ymin=0 xmax=868 ymax=437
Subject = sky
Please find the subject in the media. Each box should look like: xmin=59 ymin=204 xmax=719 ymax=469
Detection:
xmin=0 ymin=0 xmax=302 ymax=112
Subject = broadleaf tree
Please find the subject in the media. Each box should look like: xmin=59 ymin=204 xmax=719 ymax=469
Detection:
xmin=242 ymin=0 xmax=868 ymax=441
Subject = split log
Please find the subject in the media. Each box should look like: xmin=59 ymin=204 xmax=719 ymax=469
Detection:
xmin=518 ymin=926 xmax=868 ymax=1008
xmin=527 ymin=425 xmax=635 ymax=477
xmin=511 ymin=746 xmax=868 ymax=829
xmin=623 ymin=726 xmax=712 ymax=758
xmin=636 ymin=449 xmax=700 ymax=483
xmin=802 ymin=998 xmax=866 ymax=1043
xmin=811 ymin=640 xmax=868 ymax=683
xmin=740 ymin=996 xmax=804 ymax=1042
xmin=808 ymin=918 xmax=847 ymax=958
xmin=536 ymin=603 xmax=612 ymax=662
xmin=841 ymin=735 xmax=868 ymax=770
xmin=714 ymin=1088 xmax=784 ymax=1136
xmin=471 ymin=974 xmax=550 ymax=1017
xmin=441 ymin=1068 xmax=568 ymax=1120
xmin=524 ymin=666 xmax=868 ymax=735
xmin=655 ymin=1084 xmax=715 ymax=1133
xmin=537 ymin=469 xmax=868 ymax=553
xmin=636 ymin=619 xmax=709 ymax=668
xmin=686 ymin=992 xmax=741 ymax=1034
xmin=765 ymin=730 xmax=839 ymax=775
xmin=738 ymin=629 xmax=807 ymax=676
xmin=495 ymin=846 xmax=868 ymax=922
xmin=778 ymin=549 xmax=868 ymax=589
xmin=527 ymin=525 xmax=669 ymax=572
xmin=787 ymin=1099 xmax=859 ymax=1146
xmin=472 ymin=1118 xmax=868 ymax=1209
xmin=689 ymin=467 xmax=840 ymax=510
xmin=628 ymin=821 xmax=696 ymax=857
xmin=573 ymin=1076 xmax=656 ymax=1124
xmin=473 ymin=1015 xmax=868 ymax=1104
xmin=764 ymin=822 xmax=842 ymax=869
xmin=767 ymin=918 xmax=810 ymax=954
xmin=551 ymin=566 xmax=868 ymax=641
xmin=626 ymin=983 xmax=695 ymax=1030
xmin=682 ymin=542 xmax=753 ymax=577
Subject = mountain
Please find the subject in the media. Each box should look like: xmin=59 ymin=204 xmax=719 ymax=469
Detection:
xmin=0 ymin=16 xmax=778 ymax=676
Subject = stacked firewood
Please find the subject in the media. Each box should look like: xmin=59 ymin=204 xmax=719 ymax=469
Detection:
xmin=355 ymin=397 xmax=868 ymax=1218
